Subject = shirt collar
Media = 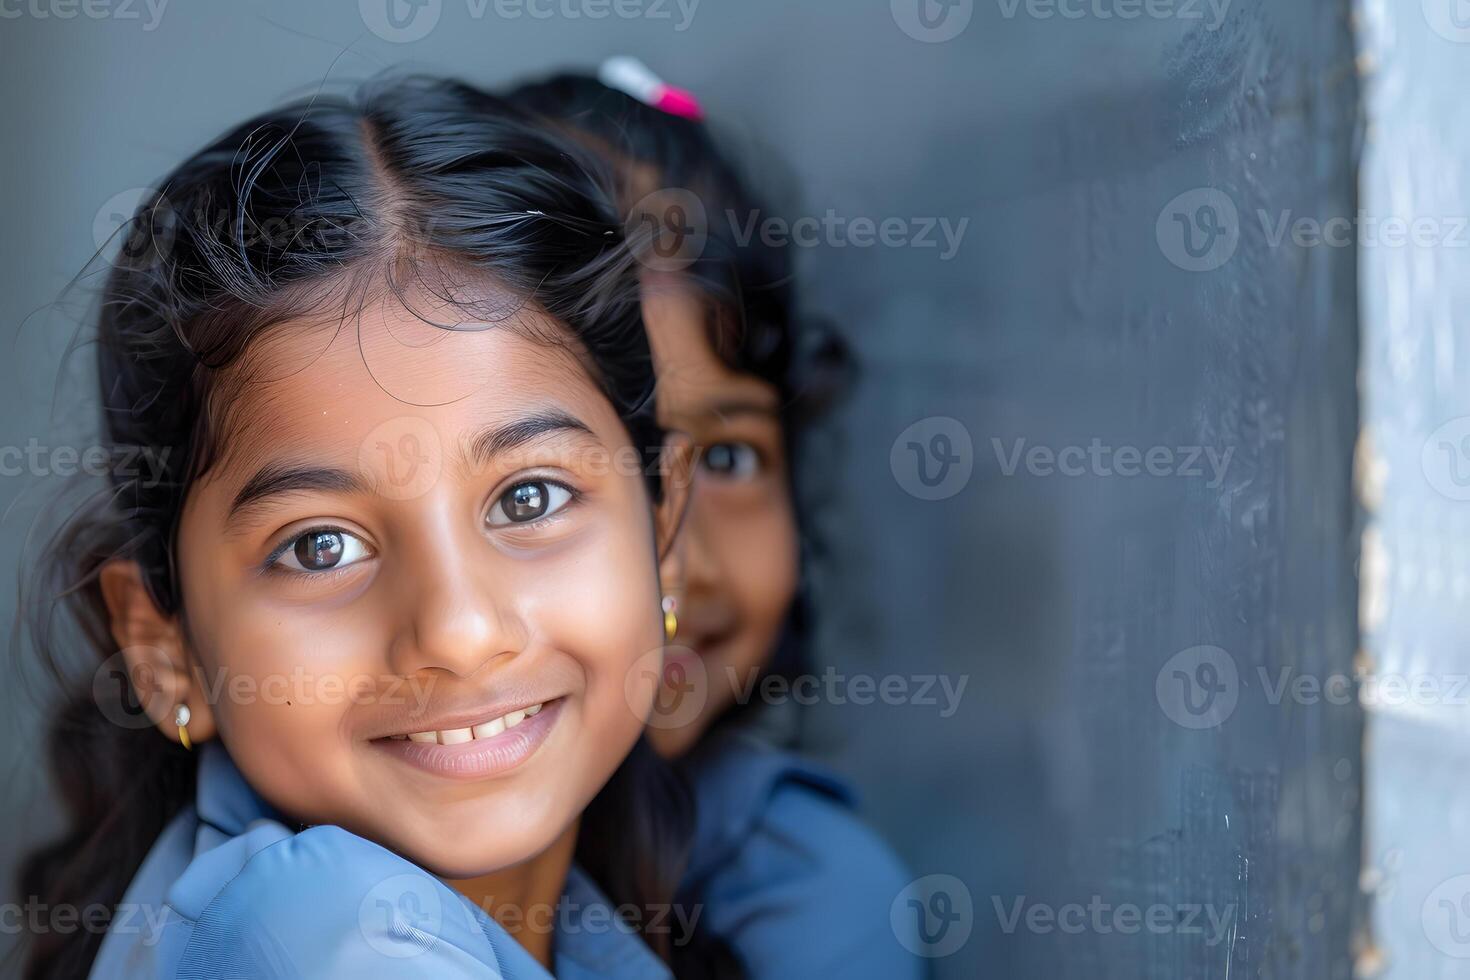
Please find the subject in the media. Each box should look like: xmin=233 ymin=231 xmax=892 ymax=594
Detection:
xmin=196 ymin=744 xmax=671 ymax=978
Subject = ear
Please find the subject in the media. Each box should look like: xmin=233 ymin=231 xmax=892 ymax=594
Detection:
xmin=99 ymin=560 xmax=216 ymax=747
xmin=652 ymin=431 xmax=696 ymax=594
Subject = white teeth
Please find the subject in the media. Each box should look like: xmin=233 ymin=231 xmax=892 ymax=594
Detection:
xmin=472 ymin=717 xmax=506 ymax=739
xmin=401 ymin=702 xmax=546 ymax=744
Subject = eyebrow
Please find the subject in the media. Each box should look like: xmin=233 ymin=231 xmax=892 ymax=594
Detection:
xmin=225 ymin=409 xmax=597 ymax=531
xmin=701 ymin=396 xmax=781 ymax=422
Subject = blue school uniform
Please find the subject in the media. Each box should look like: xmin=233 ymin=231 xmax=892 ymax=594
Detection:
xmin=89 ymin=742 xmax=669 ymax=979
xmin=679 ymin=729 xmax=927 ymax=979
xmin=91 ymin=736 xmax=924 ymax=978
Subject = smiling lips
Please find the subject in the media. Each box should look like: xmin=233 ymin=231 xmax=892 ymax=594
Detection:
xmin=389 ymin=701 xmax=546 ymax=744
xmin=374 ymin=697 xmax=563 ymax=780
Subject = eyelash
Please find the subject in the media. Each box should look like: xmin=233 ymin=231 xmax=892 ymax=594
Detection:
xmin=258 ymin=477 xmax=583 ymax=578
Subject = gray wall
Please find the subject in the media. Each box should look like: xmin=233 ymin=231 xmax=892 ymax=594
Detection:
xmin=0 ymin=1 xmax=1366 ymax=978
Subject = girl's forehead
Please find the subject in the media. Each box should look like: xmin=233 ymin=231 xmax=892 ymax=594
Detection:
xmin=203 ymin=296 xmax=614 ymax=487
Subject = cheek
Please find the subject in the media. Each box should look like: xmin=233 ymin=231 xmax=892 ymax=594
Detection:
xmin=718 ymin=493 xmax=800 ymax=623
xmin=526 ymin=518 xmax=665 ymax=726
xmin=181 ymin=571 xmax=391 ymax=814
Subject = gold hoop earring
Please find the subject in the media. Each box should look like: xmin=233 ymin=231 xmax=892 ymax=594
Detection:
xmin=662 ymin=595 xmax=678 ymax=642
xmin=174 ymin=703 xmax=192 ymax=751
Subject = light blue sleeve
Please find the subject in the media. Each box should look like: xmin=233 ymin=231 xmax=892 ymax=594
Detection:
xmin=172 ymin=824 xmax=544 ymax=979
xmin=696 ymin=774 xmax=929 ymax=979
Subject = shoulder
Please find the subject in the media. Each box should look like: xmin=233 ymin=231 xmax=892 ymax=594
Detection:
xmin=682 ymin=733 xmax=926 ymax=978
xmin=170 ymin=823 xmax=521 ymax=978
xmin=681 ymin=731 xmax=845 ymax=853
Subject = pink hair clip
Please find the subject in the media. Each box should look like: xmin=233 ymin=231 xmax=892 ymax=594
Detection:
xmin=599 ymin=56 xmax=703 ymax=120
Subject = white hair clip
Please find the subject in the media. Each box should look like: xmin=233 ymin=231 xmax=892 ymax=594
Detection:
xmin=598 ymin=56 xmax=703 ymax=120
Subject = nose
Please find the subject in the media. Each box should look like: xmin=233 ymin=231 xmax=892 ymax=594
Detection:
xmin=387 ymin=521 xmax=527 ymax=678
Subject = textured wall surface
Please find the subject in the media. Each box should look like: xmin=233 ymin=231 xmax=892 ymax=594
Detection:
xmin=1357 ymin=0 xmax=1470 ymax=977
xmin=0 ymin=2 xmax=1362 ymax=978
xmin=813 ymin=2 xmax=1363 ymax=976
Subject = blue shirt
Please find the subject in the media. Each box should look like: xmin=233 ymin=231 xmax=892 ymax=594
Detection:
xmin=679 ymin=730 xmax=926 ymax=979
xmin=91 ymin=736 xmax=924 ymax=978
xmin=90 ymin=743 xmax=669 ymax=979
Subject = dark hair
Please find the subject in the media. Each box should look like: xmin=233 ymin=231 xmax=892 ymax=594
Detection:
xmin=505 ymin=71 xmax=853 ymax=724
xmin=17 ymin=75 xmax=720 ymax=979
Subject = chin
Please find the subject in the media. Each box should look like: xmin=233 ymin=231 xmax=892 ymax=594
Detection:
xmin=405 ymin=823 xmax=567 ymax=880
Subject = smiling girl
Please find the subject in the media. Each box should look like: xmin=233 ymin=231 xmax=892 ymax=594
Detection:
xmin=18 ymin=76 xmax=731 ymax=978
xmin=507 ymin=62 xmax=925 ymax=978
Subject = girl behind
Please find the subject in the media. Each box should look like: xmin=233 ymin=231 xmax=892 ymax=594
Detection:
xmin=508 ymin=62 xmax=926 ymax=979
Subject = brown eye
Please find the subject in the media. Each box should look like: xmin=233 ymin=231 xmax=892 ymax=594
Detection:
xmin=270 ymin=527 xmax=371 ymax=574
xmin=487 ymin=480 xmax=574 ymax=527
xmin=701 ymin=442 xmax=761 ymax=481
xmin=296 ymin=531 xmax=344 ymax=569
